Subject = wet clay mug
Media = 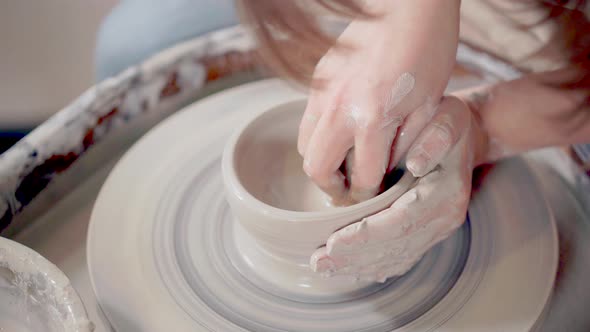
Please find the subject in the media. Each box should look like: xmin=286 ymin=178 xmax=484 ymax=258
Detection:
xmin=222 ymin=99 xmax=415 ymax=302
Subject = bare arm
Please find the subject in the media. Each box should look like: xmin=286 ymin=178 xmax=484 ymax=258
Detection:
xmin=455 ymin=67 xmax=590 ymax=165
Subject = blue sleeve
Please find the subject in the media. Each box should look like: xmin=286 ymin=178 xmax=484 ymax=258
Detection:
xmin=573 ymin=144 xmax=590 ymax=164
xmin=94 ymin=0 xmax=237 ymax=81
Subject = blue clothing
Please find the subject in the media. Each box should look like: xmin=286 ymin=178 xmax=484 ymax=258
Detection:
xmin=94 ymin=0 xmax=237 ymax=81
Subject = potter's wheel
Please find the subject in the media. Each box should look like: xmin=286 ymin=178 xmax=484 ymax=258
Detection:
xmin=87 ymin=79 xmax=558 ymax=331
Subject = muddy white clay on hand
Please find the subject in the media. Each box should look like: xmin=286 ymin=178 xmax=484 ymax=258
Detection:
xmin=311 ymin=96 xmax=485 ymax=282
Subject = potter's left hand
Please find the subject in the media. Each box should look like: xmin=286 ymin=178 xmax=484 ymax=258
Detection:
xmin=310 ymin=96 xmax=487 ymax=282
xmin=299 ymin=0 xmax=461 ymax=204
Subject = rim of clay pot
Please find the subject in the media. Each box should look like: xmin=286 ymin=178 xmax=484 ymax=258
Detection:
xmin=222 ymin=99 xmax=415 ymax=223
xmin=0 ymin=236 xmax=93 ymax=332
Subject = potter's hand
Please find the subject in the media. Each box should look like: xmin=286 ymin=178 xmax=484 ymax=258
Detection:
xmin=300 ymin=0 xmax=460 ymax=203
xmin=310 ymin=96 xmax=487 ymax=282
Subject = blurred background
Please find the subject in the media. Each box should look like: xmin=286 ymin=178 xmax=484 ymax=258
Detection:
xmin=0 ymin=0 xmax=239 ymax=153
xmin=0 ymin=1 xmax=117 ymax=150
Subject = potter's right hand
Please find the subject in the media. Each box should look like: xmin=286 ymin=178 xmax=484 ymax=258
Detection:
xmin=299 ymin=0 xmax=460 ymax=203
xmin=310 ymin=96 xmax=488 ymax=282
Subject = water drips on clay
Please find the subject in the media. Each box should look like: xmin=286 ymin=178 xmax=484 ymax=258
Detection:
xmin=383 ymin=72 xmax=415 ymax=127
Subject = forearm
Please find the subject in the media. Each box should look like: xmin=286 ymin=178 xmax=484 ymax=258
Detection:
xmin=455 ymin=67 xmax=590 ymax=165
xmin=367 ymin=0 xmax=461 ymax=13
xmin=367 ymin=0 xmax=461 ymax=40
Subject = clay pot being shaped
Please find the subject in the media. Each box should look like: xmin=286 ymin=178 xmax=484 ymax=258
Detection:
xmin=222 ymin=99 xmax=415 ymax=302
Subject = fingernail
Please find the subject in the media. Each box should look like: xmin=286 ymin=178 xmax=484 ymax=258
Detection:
xmin=303 ymin=158 xmax=312 ymax=175
xmin=350 ymin=187 xmax=378 ymax=203
xmin=406 ymin=153 xmax=428 ymax=177
xmin=355 ymin=219 xmax=369 ymax=244
xmin=314 ymin=257 xmax=336 ymax=273
xmin=298 ymin=145 xmax=305 ymax=156
xmin=376 ymin=272 xmax=388 ymax=283
xmin=297 ymin=137 xmax=307 ymax=156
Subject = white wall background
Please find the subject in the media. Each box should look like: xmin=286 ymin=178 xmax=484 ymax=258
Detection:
xmin=0 ymin=1 xmax=118 ymax=128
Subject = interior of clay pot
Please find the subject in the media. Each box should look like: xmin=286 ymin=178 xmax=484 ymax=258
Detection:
xmin=233 ymin=100 xmax=405 ymax=213
xmin=233 ymin=100 xmax=335 ymax=212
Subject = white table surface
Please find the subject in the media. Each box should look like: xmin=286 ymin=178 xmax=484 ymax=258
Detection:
xmin=10 ymin=148 xmax=590 ymax=332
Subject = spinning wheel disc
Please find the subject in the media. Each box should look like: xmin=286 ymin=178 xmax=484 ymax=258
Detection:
xmin=88 ymin=80 xmax=557 ymax=332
